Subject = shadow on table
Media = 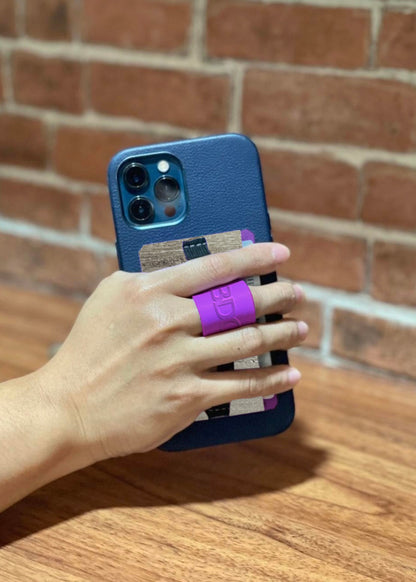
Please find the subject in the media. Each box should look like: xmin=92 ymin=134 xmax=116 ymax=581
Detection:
xmin=0 ymin=419 xmax=326 ymax=547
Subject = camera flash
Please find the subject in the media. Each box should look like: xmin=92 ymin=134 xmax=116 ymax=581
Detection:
xmin=157 ymin=160 xmax=170 ymax=173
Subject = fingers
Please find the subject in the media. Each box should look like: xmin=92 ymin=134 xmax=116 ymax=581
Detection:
xmin=149 ymin=242 xmax=290 ymax=297
xmin=179 ymin=281 xmax=304 ymax=336
xmin=189 ymin=319 xmax=309 ymax=370
xmin=198 ymin=365 xmax=301 ymax=410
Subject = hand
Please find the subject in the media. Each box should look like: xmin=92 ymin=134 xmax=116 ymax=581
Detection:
xmin=38 ymin=242 xmax=308 ymax=461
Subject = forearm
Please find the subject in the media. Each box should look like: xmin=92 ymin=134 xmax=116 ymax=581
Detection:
xmin=0 ymin=368 xmax=91 ymax=512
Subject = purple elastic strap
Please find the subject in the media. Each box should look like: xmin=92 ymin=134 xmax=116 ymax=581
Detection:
xmin=192 ymin=280 xmax=256 ymax=337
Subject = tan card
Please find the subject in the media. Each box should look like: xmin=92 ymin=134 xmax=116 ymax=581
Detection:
xmin=139 ymin=230 xmax=242 ymax=271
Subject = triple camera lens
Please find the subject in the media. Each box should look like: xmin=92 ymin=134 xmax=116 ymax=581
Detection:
xmin=123 ymin=162 xmax=181 ymax=225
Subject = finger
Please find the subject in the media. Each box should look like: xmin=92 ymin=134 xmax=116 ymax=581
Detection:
xmin=198 ymin=365 xmax=301 ymax=410
xmin=148 ymin=242 xmax=290 ymax=297
xmin=189 ymin=319 xmax=309 ymax=370
xmin=180 ymin=281 xmax=305 ymax=336
xmin=251 ymin=282 xmax=305 ymax=318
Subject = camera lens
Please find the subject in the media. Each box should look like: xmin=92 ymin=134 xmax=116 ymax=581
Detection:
xmin=123 ymin=163 xmax=148 ymax=192
xmin=154 ymin=176 xmax=180 ymax=202
xmin=128 ymin=197 xmax=154 ymax=224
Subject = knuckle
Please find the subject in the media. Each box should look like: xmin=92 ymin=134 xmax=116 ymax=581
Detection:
xmin=158 ymin=357 xmax=184 ymax=380
xmin=278 ymin=283 xmax=297 ymax=308
xmin=243 ymin=374 xmax=261 ymax=398
xmin=271 ymin=370 xmax=288 ymax=390
xmin=152 ymin=306 xmax=178 ymax=333
xmin=145 ymin=307 xmax=183 ymax=348
xmin=288 ymin=284 xmax=298 ymax=304
xmin=240 ymin=325 xmax=264 ymax=353
xmin=205 ymin=252 xmax=228 ymax=281
xmin=120 ymin=272 xmax=156 ymax=305
xmin=285 ymin=320 xmax=301 ymax=345
xmin=166 ymin=379 xmax=199 ymax=407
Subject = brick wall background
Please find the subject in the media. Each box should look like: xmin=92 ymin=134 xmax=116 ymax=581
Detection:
xmin=1 ymin=0 xmax=416 ymax=382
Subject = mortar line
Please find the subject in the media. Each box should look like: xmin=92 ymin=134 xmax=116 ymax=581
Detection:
xmin=286 ymin=281 xmax=416 ymax=326
xmin=369 ymin=3 xmax=384 ymax=68
xmin=320 ymin=302 xmax=333 ymax=359
xmin=0 ymin=216 xmax=115 ymax=254
xmin=242 ymin=0 xmax=416 ymax=9
xmin=252 ymin=137 xmax=416 ymax=169
xmin=364 ymin=238 xmax=375 ymax=296
xmin=228 ymin=64 xmax=245 ymax=133
xmin=269 ymin=207 xmax=416 ymax=246
xmin=3 ymin=100 xmax=416 ymax=170
xmin=189 ymin=0 xmax=208 ymax=63
xmin=2 ymin=35 xmax=416 ymax=85
xmin=0 ymin=164 xmax=107 ymax=194
xmin=79 ymin=193 xmax=91 ymax=237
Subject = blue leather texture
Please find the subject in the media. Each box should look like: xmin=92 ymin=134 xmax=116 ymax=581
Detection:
xmin=107 ymin=133 xmax=295 ymax=451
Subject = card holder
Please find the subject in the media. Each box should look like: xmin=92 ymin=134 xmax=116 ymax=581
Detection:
xmin=139 ymin=229 xmax=279 ymax=421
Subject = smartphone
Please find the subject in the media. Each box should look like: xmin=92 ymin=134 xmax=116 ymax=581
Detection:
xmin=107 ymin=133 xmax=295 ymax=451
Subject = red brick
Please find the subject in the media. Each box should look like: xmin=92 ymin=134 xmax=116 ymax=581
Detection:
xmin=53 ymin=126 xmax=174 ymax=184
xmin=90 ymin=62 xmax=230 ymax=131
xmin=0 ymin=178 xmax=82 ymax=231
xmin=288 ymin=300 xmax=323 ymax=350
xmin=243 ymin=70 xmax=416 ymax=152
xmin=207 ymin=1 xmax=370 ymax=69
xmin=13 ymin=51 xmax=83 ymax=113
xmin=378 ymin=11 xmax=416 ymax=70
xmin=83 ymin=0 xmax=191 ymax=52
xmin=362 ymin=163 xmax=416 ymax=230
xmin=0 ymin=114 xmax=47 ymax=168
xmin=0 ymin=232 xmax=102 ymax=295
xmin=332 ymin=309 xmax=416 ymax=380
xmin=0 ymin=0 xmax=16 ymax=37
xmin=261 ymin=149 xmax=359 ymax=219
xmin=372 ymin=242 xmax=416 ymax=307
xmin=25 ymin=0 xmax=73 ymax=41
xmin=271 ymin=220 xmax=367 ymax=292
xmin=90 ymin=192 xmax=114 ymax=241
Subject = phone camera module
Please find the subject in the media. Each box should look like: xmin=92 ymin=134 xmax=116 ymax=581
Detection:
xmin=154 ymin=176 xmax=180 ymax=202
xmin=123 ymin=163 xmax=148 ymax=192
xmin=128 ymin=197 xmax=154 ymax=224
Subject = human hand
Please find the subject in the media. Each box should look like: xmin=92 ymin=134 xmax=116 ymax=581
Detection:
xmin=38 ymin=242 xmax=308 ymax=462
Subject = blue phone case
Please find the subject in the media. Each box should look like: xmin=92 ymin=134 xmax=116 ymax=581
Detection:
xmin=107 ymin=133 xmax=295 ymax=451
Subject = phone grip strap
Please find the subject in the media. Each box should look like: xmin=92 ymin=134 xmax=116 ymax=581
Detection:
xmin=192 ymin=281 xmax=256 ymax=336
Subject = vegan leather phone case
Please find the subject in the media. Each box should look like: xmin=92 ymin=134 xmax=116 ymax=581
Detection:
xmin=107 ymin=133 xmax=295 ymax=451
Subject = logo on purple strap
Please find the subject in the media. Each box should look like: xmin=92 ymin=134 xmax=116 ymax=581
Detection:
xmin=210 ymin=285 xmax=242 ymax=327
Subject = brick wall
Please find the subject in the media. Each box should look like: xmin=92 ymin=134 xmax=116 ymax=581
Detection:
xmin=1 ymin=0 xmax=416 ymax=382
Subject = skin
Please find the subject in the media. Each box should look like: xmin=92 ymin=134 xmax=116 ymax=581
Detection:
xmin=0 ymin=242 xmax=308 ymax=512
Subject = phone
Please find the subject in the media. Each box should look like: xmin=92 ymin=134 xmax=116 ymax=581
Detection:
xmin=107 ymin=133 xmax=295 ymax=451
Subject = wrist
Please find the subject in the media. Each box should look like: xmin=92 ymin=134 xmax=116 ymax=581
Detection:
xmin=0 ymin=366 xmax=98 ymax=511
xmin=30 ymin=362 xmax=99 ymax=479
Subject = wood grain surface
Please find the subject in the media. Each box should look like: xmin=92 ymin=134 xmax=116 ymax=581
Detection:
xmin=0 ymin=283 xmax=415 ymax=581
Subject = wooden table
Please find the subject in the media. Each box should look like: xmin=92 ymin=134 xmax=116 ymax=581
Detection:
xmin=0 ymin=283 xmax=415 ymax=581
